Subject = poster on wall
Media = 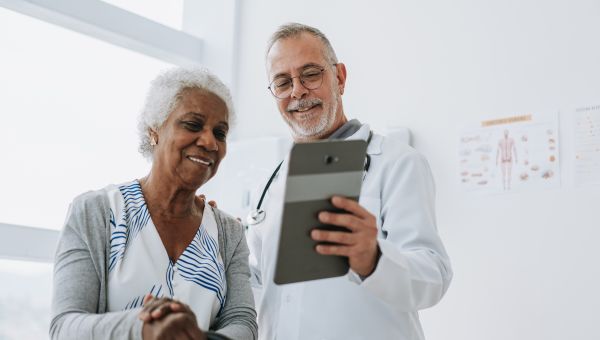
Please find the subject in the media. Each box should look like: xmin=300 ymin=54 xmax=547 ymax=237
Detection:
xmin=573 ymin=105 xmax=600 ymax=186
xmin=459 ymin=113 xmax=560 ymax=194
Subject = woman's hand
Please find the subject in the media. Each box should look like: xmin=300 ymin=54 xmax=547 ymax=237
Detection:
xmin=140 ymin=295 xmax=206 ymax=340
xmin=139 ymin=294 xmax=188 ymax=322
xmin=142 ymin=312 xmax=207 ymax=340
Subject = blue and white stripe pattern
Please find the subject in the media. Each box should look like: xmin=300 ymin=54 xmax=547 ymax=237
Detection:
xmin=108 ymin=181 xmax=151 ymax=272
xmin=175 ymin=225 xmax=226 ymax=312
xmin=124 ymin=284 xmax=164 ymax=310
xmin=166 ymin=261 xmax=175 ymax=297
xmin=106 ymin=180 xmax=227 ymax=326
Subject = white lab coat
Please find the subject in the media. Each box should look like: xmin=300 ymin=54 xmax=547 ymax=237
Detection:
xmin=246 ymin=124 xmax=452 ymax=340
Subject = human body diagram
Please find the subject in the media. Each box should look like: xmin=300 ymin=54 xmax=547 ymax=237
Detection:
xmin=496 ymin=129 xmax=518 ymax=190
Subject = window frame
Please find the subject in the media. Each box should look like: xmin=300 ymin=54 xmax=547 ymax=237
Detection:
xmin=0 ymin=0 xmax=239 ymax=263
xmin=0 ymin=0 xmax=204 ymax=67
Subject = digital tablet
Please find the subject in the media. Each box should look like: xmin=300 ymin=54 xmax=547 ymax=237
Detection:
xmin=273 ymin=139 xmax=368 ymax=285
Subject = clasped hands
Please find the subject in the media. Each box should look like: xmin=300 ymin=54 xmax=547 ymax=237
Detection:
xmin=139 ymin=294 xmax=207 ymax=340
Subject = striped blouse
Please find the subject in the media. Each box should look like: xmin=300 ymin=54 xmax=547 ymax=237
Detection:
xmin=105 ymin=180 xmax=227 ymax=330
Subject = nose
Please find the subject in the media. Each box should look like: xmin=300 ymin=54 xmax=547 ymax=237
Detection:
xmin=290 ymin=76 xmax=308 ymax=99
xmin=196 ymin=129 xmax=218 ymax=152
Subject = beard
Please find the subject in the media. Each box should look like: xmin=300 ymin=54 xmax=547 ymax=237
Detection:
xmin=285 ymin=83 xmax=339 ymax=140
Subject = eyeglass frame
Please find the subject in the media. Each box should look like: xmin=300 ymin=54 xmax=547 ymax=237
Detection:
xmin=267 ymin=63 xmax=338 ymax=99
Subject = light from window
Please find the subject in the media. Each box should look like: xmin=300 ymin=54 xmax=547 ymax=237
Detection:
xmin=0 ymin=8 xmax=173 ymax=230
xmin=101 ymin=0 xmax=184 ymax=30
xmin=0 ymin=259 xmax=53 ymax=340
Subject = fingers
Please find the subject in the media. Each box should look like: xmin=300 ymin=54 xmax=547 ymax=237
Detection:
xmin=197 ymin=193 xmax=218 ymax=208
xmin=311 ymin=229 xmax=355 ymax=246
xmin=140 ymin=296 xmax=164 ymax=321
xmin=311 ymin=225 xmax=378 ymax=261
xmin=196 ymin=194 xmax=218 ymax=208
xmin=315 ymin=243 xmax=351 ymax=257
xmin=317 ymin=197 xmax=376 ymax=232
xmin=139 ymin=297 xmax=189 ymax=322
xmin=318 ymin=211 xmax=362 ymax=231
xmin=330 ymin=196 xmax=372 ymax=219
xmin=312 ymin=228 xmax=371 ymax=258
xmin=312 ymin=197 xmax=380 ymax=276
xmin=314 ymin=236 xmax=380 ymax=276
xmin=314 ymin=196 xmax=377 ymax=246
xmin=144 ymin=312 xmax=202 ymax=340
xmin=195 ymin=195 xmax=205 ymax=207
xmin=150 ymin=303 xmax=171 ymax=320
xmin=143 ymin=293 xmax=153 ymax=305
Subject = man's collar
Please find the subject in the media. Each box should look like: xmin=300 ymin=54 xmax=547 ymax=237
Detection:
xmin=328 ymin=119 xmax=363 ymax=140
xmin=345 ymin=123 xmax=382 ymax=155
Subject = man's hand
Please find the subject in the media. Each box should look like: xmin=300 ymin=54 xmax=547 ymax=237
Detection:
xmin=197 ymin=194 xmax=217 ymax=208
xmin=197 ymin=194 xmax=242 ymax=222
xmin=310 ymin=196 xmax=380 ymax=277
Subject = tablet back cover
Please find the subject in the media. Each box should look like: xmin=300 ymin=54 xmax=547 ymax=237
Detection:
xmin=274 ymin=139 xmax=367 ymax=285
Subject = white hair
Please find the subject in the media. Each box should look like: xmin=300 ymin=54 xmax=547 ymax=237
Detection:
xmin=137 ymin=67 xmax=235 ymax=160
xmin=266 ymin=23 xmax=339 ymax=65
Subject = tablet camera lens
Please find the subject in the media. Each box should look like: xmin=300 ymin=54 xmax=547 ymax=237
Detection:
xmin=324 ymin=155 xmax=339 ymax=165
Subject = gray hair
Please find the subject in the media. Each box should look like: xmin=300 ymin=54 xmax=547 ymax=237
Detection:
xmin=266 ymin=23 xmax=339 ymax=64
xmin=137 ymin=67 xmax=235 ymax=160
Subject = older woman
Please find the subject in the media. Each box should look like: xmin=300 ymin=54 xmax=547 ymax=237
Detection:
xmin=50 ymin=68 xmax=257 ymax=340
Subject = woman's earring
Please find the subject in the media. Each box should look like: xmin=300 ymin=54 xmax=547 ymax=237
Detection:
xmin=150 ymin=137 xmax=157 ymax=146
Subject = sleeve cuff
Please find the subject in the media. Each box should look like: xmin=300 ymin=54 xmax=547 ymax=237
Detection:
xmin=345 ymin=241 xmax=390 ymax=285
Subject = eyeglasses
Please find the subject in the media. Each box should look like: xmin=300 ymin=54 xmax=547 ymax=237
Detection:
xmin=268 ymin=65 xmax=332 ymax=99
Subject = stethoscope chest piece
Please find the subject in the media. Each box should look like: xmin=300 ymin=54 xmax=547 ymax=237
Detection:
xmin=247 ymin=209 xmax=266 ymax=226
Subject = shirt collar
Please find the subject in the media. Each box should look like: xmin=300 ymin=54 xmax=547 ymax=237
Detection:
xmin=327 ymin=119 xmax=363 ymax=140
xmin=344 ymin=123 xmax=382 ymax=155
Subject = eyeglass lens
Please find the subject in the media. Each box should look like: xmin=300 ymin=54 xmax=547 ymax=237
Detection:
xmin=269 ymin=67 xmax=325 ymax=98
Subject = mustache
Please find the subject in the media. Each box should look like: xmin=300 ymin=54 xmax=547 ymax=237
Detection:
xmin=287 ymin=98 xmax=322 ymax=112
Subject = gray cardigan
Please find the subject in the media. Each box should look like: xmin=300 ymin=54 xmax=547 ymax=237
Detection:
xmin=50 ymin=188 xmax=257 ymax=340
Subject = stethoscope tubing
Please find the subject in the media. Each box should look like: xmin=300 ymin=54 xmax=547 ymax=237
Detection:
xmin=246 ymin=131 xmax=373 ymax=226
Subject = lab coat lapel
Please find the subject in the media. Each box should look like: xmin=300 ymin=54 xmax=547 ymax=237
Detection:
xmin=345 ymin=124 xmax=382 ymax=155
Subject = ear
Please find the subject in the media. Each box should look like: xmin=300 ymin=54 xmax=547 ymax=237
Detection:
xmin=335 ymin=63 xmax=347 ymax=95
xmin=149 ymin=129 xmax=158 ymax=146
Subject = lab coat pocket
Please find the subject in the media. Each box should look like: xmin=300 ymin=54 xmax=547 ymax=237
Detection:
xmin=358 ymin=196 xmax=383 ymax=236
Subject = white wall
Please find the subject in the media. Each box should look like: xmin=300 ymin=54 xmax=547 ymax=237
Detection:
xmin=223 ymin=1 xmax=600 ymax=339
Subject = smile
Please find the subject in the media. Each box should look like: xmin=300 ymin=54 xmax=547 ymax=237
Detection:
xmin=187 ymin=156 xmax=214 ymax=166
xmin=288 ymin=98 xmax=322 ymax=114
xmin=297 ymin=105 xmax=315 ymax=112
xmin=293 ymin=103 xmax=320 ymax=113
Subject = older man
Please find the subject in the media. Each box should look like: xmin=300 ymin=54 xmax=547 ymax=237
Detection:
xmin=246 ymin=23 xmax=452 ymax=340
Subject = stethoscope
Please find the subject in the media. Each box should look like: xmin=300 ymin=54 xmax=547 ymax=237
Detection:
xmin=246 ymin=131 xmax=373 ymax=226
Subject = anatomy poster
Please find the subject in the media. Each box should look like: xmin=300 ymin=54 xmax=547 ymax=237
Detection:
xmin=459 ymin=113 xmax=560 ymax=194
xmin=573 ymin=105 xmax=600 ymax=186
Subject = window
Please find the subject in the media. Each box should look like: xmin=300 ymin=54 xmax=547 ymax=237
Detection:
xmin=0 ymin=7 xmax=172 ymax=230
xmin=0 ymin=259 xmax=53 ymax=340
xmin=101 ymin=0 xmax=184 ymax=30
xmin=0 ymin=2 xmax=227 ymax=338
